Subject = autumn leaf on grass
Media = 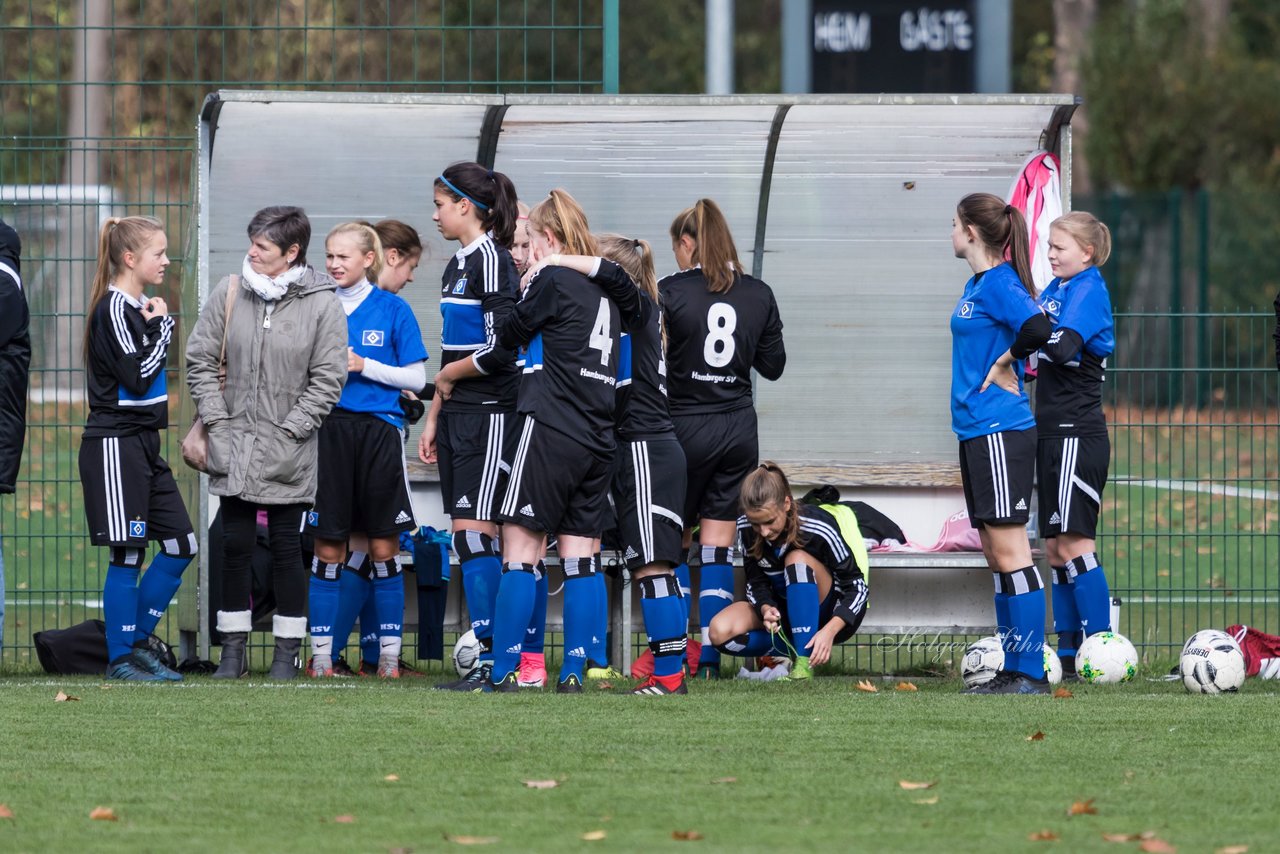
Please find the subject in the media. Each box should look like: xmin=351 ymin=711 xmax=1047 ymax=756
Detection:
xmin=444 ymin=834 xmax=499 ymax=845
xmin=89 ymin=807 xmax=118 ymax=821
xmin=523 ymin=779 xmax=559 ymax=789
xmin=0 ymin=804 xmax=13 ymax=820
xmin=1053 ymin=687 xmax=1074 ymax=699
xmin=333 ymin=815 xmax=356 ymax=824
xmin=54 ymin=691 xmax=80 ymax=702
xmin=581 ymin=830 xmax=607 ymax=841
xmin=1214 ymin=845 xmax=1248 ymax=854
xmin=895 ymin=681 xmax=918 ymax=692
xmin=672 ymin=830 xmax=704 ymax=841
xmin=1027 ymin=731 xmax=1046 ymax=741
xmin=709 ymin=777 xmax=737 ymax=784
xmin=597 ymin=681 xmax=614 ymax=691
xmin=1028 ymin=830 xmax=1059 ymax=841
xmin=1103 ymin=833 xmax=1141 ymax=843
xmin=912 ymin=796 xmax=939 ymax=805
xmin=384 ymin=774 xmax=400 ymax=782
xmin=1068 ymin=799 xmax=1098 ymax=816
xmin=898 ymin=780 xmax=936 ymax=790
xmin=1139 ymin=839 xmax=1177 ymax=854
xmin=855 ymin=679 xmax=878 ymax=693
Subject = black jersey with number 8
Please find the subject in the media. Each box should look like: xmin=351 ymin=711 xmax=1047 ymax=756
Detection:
xmin=658 ymin=267 xmax=785 ymax=415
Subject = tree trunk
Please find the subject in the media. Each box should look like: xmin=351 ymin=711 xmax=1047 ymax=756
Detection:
xmin=1053 ymin=0 xmax=1096 ymax=196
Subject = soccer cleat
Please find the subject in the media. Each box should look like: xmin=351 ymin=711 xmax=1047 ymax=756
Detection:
xmin=332 ymin=657 xmax=357 ymax=677
xmin=585 ymin=659 xmax=625 ymax=680
xmin=489 ymin=671 xmax=521 ymax=693
xmin=555 ymin=673 xmax=584 ymax=694
xmin=518 ymin=652 xmax=547 ymax=688
xmin=363 ymin=657 xmax=422 ymax=677
xmin=630 ymin=674 xmax=687 ymax=695
xmin=695 ymin=663 xmax=720 ymax=680
xmin=130 ymin=646 xmax=183 ymax=681
xmin=307 ymin=654 xmax=335 ymax=678
xmin=437 ymin=662 xmax=493 ymax=692
xmin=376 ymin=655 xmax=401 ymax=679
xmin=964 ymin=669 xmax=1050 ymax=695
xmin=781 ymin=656 xmax=813 ymax=682
xmin=107 ymin=657 xmax=168 ymax=682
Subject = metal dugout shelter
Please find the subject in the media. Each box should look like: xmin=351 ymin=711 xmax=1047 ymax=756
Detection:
xmin=187 ymin=92 xmax=1077 ymax=660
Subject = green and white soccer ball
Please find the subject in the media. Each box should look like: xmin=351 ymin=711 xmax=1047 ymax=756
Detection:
xmin=452 ymin=629 xmax=482 ymax=676
xmin=1180 ymin=630 xmax=1245 ymax=694
xmin=1075 ymin=631 xmax=1138 ymax=684
xmin=961 ymin=638 xmax=1063 ymax=686
xmin=1041 ymin=643 xmax=1063 ymax=685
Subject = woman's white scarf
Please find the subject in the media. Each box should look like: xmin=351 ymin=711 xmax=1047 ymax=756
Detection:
xmin=241 ymin=255 xmax=306 ymax=302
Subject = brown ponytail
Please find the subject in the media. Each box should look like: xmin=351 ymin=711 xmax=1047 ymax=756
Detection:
xmin=84 ymin=216 xmax=164 ymax=362
xmin=956 ymin=193 xmax=1035 ymax=298
xmin=740 ymin=461 xmax=799 ymax=557
xmin=669 ymin=198 xmax=743 ymax=294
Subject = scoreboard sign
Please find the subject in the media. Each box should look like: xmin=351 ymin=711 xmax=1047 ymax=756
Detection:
xmin=811 ymin=1 xmax=977 ymax=93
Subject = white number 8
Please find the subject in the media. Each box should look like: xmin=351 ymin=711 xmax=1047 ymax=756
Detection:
xmin=703 ymin=303 xmax=737 ymax=368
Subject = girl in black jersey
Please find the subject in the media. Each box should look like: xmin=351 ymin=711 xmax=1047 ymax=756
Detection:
xmin=488 ymin=190 xmax=638 ymax=693
xmin=707 ymin=463 xmax=868 ymax=680
xmin=79 ymin=216 xmax=196 ymax=682
xmin=661 ymin=199 xmax=786 ymax=679
xmin=524 ymin=234 xmax=691 ymax=695
xmin=418 ymin=162 xmax=523 ymax=691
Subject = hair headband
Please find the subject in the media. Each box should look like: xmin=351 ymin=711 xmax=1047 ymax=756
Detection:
xmin=438 ymin=175 xmax=489 ymax=211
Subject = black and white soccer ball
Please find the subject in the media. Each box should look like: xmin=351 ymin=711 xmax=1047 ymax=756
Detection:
xmin=1180 ymin=630 xmax=1245 ymax=694
xmin=452 ymin=629 xmax=482 ymax=676
xmin=961 ymin=636 xmax=1004 ymax=688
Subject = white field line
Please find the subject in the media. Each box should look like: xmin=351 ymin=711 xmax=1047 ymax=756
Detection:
xmin=1116 ymin=477 xmax=1279 ymax=501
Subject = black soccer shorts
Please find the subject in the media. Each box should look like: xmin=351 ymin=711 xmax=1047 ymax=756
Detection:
xmin=307 ymin=409 xmax=415 ymax=540
xmin=498 ymin=417 xmax=612 ymax=537
xmin=612 ymin=435 xmax=687 ymax=570
xmin=79 ymin=431 xmax=194 ymax=547
xmin=673 ymin=407 xmax=759 ymax=523
xmin=1037 ymin=433 xmax=1110 ymax=540
xmin=958 ymin=427 xmax=1037 ymax=529
xmin=436 ymin=408 xmax=516 ymax=522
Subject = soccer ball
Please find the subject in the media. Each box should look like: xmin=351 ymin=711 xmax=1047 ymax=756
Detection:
xmin=1042 ymin=644 xmax=1063 ymax=685
xmin=961 ymin=636 xmax=1004 ymax=688
xmin=452 ymin=630 xmax=482 ymax=676
xmin=1180 ymin=630 xmax=1245 ymax=694
xmin=1075 ymin=631 xmax=1138 ymax=684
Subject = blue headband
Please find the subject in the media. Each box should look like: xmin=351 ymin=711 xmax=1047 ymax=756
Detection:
xmin=438 ymin=175 xmax=489 ymax=211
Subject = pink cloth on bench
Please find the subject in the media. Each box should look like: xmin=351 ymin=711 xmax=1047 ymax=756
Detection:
xmin=870 ymin=509 xmax=983 ymax=553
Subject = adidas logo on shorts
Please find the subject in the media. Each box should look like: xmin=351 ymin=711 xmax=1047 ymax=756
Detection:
xmin=624 ymin=546 xmax=639 ymax=560
xmin=1015 ymin=498 xmax=1027 ymax=511
xmin=520 ymin=504 xmax=535 ymax=517
xmin=456 ymin=495 xmax=472 ymax=509
xmin=1049 ymin=511 xmax=1061 ymax=525
xmin=394 ymin=510 xmax=412 ymax=524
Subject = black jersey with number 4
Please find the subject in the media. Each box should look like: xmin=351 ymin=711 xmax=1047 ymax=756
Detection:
xmin=84 ymin=287 xmax=176 ymax=439
xmin=498 ymin=264 xmax=639 ymax=457
xmin=658 ymin=267 xmax=785 ymax=415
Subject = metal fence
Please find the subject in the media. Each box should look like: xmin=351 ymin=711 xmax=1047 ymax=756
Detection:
xmin=0 ymin=1 xmax=612 ymax=670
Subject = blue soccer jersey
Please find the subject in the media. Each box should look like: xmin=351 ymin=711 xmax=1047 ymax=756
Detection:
xmin=1036 ymin=265 xmax=1115 ymax=437
xmin=338 ymin=287 xmax=428 ymax=427
xmin=949 ymin=262 xmax=1041 ymax=441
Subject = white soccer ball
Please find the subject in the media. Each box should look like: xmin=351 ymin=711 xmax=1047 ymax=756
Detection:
xmin=1180 ymin=630 xmax=1246 ymax=694
xmin=1075 ymin=631 xmax=1138 ymax=684
xmin=961 ymin=636 xmax=1004 ymax=688
xmin=1042 ymin=644 xmax=1063 ymax=685
xmin=452 ymin=630 xmax=482 ymax=676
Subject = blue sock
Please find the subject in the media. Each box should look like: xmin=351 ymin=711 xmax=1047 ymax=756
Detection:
xmin=589 ymin=571 xmax=608 ymax=666
xmin=783 ymin=564 xmax=821 ymax=659
xmin=560 ymin=557 xmax=597 ymax=683
xmin=1002 ymin=566 xmax=1046 ymax=679
xmin=1050 ymin=564 xmax=1081 ymax=660
xmin=1070 ymin=553 xmax=1112 ymax=636
xmin=103 ymin=564 xmax=141 ymax=663
xmin=134 ymin=552 xmax=191 ymax=640
xmin=698 ymin=547 xmax=735 ymax=668
xmin=717 ymin=630 xmax=775 ymax=658
xmin=673 ymin=561 xmax=691 ymax=629
xmin=455 ymin=531 xmax=501 ymax=663
xmin=358 ymin=591 xmax=379 ymax=666
xmin=639 ymin=574 xmax=686 ymax=678
xmin=308 ymin=562 xmax=342 ymax=659
xmin=491 ymin=563 xmax=537 ymax=682
xmin=524 ymin=564 xmax=548 ymax=655
xmin=332 ymin=556 xmax=371 ymax=660
xmin=992 ymin=571 xmax=1012 ymax=668
xmin=372 ymin=560 xmax=405 ymax=659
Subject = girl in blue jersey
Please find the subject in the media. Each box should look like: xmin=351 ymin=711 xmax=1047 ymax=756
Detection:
xmin=79 ymin=216 xmax=195 ymax=681
xmin=417 ymin=162 xmax=523 ymax=691
xmin=950 ymin=192 xmax=1052 ymax=694
xmin=307 ymin=222 xmax=427 ymax=679
xmin=1035 ymin=212 xmax=1116 ymax=679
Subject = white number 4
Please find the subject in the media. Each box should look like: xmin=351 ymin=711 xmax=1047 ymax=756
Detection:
xmin=589 ymin=297 xmax=612 ymax=366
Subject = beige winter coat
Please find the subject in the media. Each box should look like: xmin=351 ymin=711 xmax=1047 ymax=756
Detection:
xmin=186 ymin=268 xmax=347 ymax=504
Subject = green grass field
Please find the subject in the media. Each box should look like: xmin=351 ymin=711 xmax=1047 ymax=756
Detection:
xmin=0 ymin=674 xmax=1275 ymax=853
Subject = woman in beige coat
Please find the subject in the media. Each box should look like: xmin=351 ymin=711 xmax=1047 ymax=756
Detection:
xmin=187 ymin=206 xmax=347 ymax=679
